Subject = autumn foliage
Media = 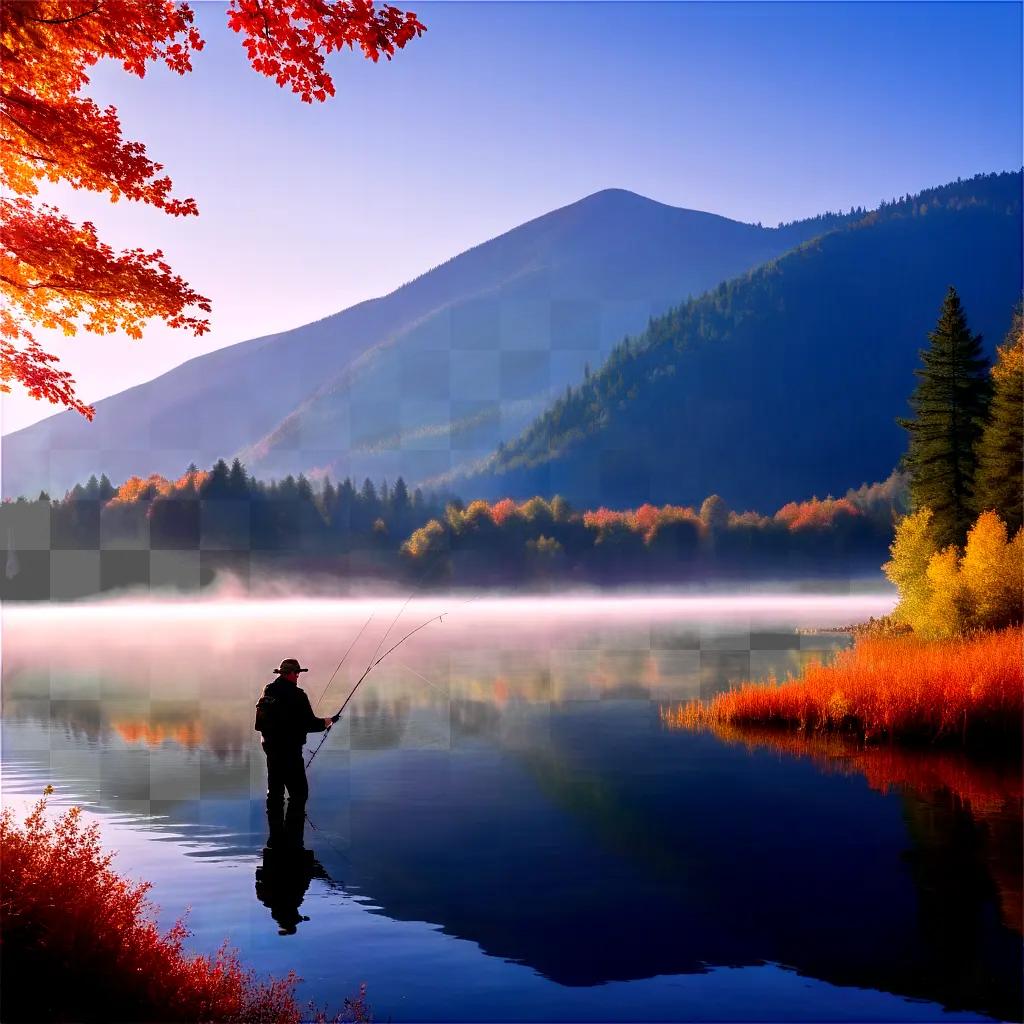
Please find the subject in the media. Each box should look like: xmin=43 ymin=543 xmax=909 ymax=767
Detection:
xmin=1 ymin=0 xmax=424 ymax=416
xmin=773 ymin=496 xmax=860 ymax=531
xmin=884 ymin=508 xmax=1023 ymax=639
xmin=0 ymin=794 xmax=369 ymax=1022
xmin=109 ymin=467 xmax=209 ymax=506
xmin=667 ymin=626 xmax=1023 ymax=746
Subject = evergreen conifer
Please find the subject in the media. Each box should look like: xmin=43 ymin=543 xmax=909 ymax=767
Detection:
xmin=898 ymin=287 xmax=991 ymax=548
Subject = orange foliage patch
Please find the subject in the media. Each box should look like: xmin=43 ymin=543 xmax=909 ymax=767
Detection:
xmin=0 ymin=795 xmax=367 ymax=1022
xmin=488 ymin=498 xmax=518 ymax=526
xmin=109 ymin=474 xmax=172 ymax=504
xmin=663 ymin=627 xmax=1023 ymax=745
xmin=774 ymin=496 xmax=861 ymax=531
xmin=107 ymin=468 xmax=207 ymax=505
xmin=582 ymin=503 xmax=700 ymax=542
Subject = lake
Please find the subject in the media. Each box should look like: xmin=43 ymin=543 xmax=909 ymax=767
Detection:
xmin=2 ymin=592 xmax=1021 ymax=1022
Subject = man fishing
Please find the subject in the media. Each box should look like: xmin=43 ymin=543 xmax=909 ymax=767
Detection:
xmin=255 ymin=658 xmax=339 ymax=850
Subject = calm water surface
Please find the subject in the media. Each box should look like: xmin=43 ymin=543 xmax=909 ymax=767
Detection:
xmin=3 ymin=594 xmax=1021 ymax=1022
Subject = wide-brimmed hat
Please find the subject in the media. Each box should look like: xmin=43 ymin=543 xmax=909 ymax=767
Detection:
xmin=274 ymin=658 xmax=308 ymax=675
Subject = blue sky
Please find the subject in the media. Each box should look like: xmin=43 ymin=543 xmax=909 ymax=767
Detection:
xmin=3 ymin=1 xmax=1021 ymax=433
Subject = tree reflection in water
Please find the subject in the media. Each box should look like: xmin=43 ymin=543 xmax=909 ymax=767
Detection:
xmin=660 ymin=716 xmax=1023 ymax=936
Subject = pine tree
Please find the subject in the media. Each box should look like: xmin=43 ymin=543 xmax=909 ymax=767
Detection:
xmin=227 ymin=458 xmax=249 ymax=497
xmin=974 ymin=305 xmax=1023 ymax=535
xmin=201 ymin=459 xmax=231 ymax=499
xmin=97 ymin=474 xmax=116 ymax=502
xmin=391 ymin=477 xmax=410 ymax=519
xmin=898 ymin=287 xmax=991 ymax=549
xmin=321 ymin=478 xmax=337 ymax=522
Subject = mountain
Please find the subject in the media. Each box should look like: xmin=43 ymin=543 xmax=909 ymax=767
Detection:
xmin=1 ymin=190 xmax=854 ymax=499
xmin=458 ymin=172 xmax=1022 ymax=512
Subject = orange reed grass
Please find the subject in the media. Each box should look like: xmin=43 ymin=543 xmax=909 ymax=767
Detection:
xmin=664 ymin=627 xmax=1022 ymax=746
xmin=0 ymin=794 xmax=369 ymax=1023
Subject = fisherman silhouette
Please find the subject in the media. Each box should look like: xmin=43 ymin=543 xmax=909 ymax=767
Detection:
xmin=254 ymin=658 xmax=337 ymax=850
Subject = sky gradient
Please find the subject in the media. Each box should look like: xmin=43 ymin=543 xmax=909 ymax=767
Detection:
xmin=3 ymin=0 xmax=1021 ymax=435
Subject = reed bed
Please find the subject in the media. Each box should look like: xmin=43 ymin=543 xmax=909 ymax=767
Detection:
xmin=0 ymin=794 xmax=369 ymax=1023
xmin=663 ymin=626 xmax=1023 ymax=746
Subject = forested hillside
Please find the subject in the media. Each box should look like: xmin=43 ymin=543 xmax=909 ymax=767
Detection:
xmin=2 ymin=190 xmax=849 ymax=500
xmin=462 ymin=172 xmax=1022 ymax=511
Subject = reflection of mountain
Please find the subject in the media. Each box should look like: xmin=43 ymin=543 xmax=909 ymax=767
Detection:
xmin=325 ymin=707 xmax=1021 ymax=1021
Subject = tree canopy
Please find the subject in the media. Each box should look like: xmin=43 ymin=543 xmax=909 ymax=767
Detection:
xmin=898 ymin=286 xmax=990 ymax=549
xmin=1 ymin=0 xmax=425 ymax=417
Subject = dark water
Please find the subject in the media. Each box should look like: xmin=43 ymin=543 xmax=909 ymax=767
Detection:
xmin=2 ymin=596 xmax=1020 ymax=1022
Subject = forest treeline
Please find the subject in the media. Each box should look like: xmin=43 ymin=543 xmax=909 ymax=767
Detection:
xmin=0 ymin=463 xmax=907 ymax=598
xmin=401 ymin=475 xmax=905 ymax=584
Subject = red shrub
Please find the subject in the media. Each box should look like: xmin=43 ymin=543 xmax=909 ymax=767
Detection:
xmin=0 ymin=795 xmax=369 ymax=1023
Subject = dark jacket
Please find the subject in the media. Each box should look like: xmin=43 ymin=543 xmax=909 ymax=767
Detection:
xmin=255 ymin=677 xmax=326 ymax=754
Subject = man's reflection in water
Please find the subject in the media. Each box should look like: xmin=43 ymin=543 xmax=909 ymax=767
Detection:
xmin=256 ymin=806 xmax=329 ymax=935
xmin=255 ymin=844 xmax=329 ymax=935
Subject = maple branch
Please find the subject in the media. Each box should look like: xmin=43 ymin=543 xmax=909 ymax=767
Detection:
xmin=1 ymin=274 xmax=124 ymax=297
xmin=255 ymin=0 xmax=274 ymax=43
xmin=2 ymin=0 xmax=422 ymax=417
xmin=1 ymin=109 xmax=55 ymax=150
xmin=25 ymin=5 xmax=103 ymax=27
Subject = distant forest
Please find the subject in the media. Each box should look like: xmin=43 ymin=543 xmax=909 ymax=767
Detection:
xmin=0 ymin=461 xmax=907 ymax=599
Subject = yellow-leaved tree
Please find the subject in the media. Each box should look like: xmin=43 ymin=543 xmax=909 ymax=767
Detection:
xmin=923 ymin=546 xmax=971 ymax=640
xmin=960 ymin=510 xmax=1024 ymax=632
xmin=885 ymin=507 xmax=1023 ymax=638
xmin=883 ymin=508 xmax=937 ymax=632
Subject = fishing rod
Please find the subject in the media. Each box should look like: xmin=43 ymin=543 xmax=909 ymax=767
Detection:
xmin=305 ymin=604 xmax=453 ymax=768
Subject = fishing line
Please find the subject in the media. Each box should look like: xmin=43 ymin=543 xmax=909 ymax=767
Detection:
xmin=360 ymin=555 xmax=442 ymax=676
xmin=312 ymin=610 xmax=376 ymax=712
xmin=302 ymin=811 xmax=351 ymax=867
xmin=396 ymin=660 xmax=448 ymax=697
xmin=305 ymin=607 xmax=447 ymax=768
xmin=304 ymin=561 xmax=446 ymax=769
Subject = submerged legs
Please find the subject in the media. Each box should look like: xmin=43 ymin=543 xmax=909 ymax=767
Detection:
xmin=265 ymin=751 xmax=309 ymax=849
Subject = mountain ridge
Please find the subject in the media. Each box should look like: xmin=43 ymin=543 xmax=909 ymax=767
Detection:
xmin=2 ymin=187 xmax=850 ymax=498
xmin=455 ymin=170 xmax=1022 ymax=511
